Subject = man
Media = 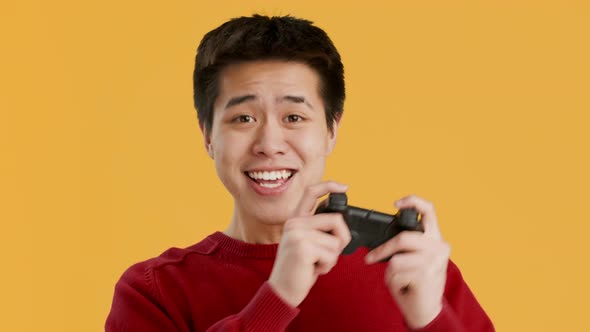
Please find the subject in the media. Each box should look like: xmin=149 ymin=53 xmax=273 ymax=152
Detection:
xmin=106 ymin=15 xmax=494 ymax=331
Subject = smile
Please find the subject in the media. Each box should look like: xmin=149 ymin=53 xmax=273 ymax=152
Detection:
xmin=245 ymin=169 xmax=295 ymax=189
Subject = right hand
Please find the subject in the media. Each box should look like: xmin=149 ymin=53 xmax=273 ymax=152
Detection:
xmin=268 ymin=181 xmax=352 ymax=307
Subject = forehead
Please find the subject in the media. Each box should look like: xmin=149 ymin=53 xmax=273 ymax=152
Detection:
xmin=217 ymin=60 xmax=320 ymax=95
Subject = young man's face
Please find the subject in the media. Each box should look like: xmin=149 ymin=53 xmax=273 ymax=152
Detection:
xmin=204 ymin=60 xmax=339 ymax=227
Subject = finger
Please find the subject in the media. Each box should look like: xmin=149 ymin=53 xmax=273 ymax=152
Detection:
xmin=385 ymin=265 xmax=417 ymax=295
xmin=395 ymin=195 xmax=441 ymax=238
xmin=295 ymin=181 xmax=348 ymax=216
xmin=365 ymin=231 xmax=424 ymax=264
xmin=307 ymin=227 xmax=346 ymax=254
xmin=312 ymin=243 xmax=340 ymax=275
xmin=305 ymin=213 xmax=352 ymax=251
xmin=284 ymin=214 xmax=352 ymax=253
xmin=292 ymin=214 xmax=352 ymax=252
xmin=387 ymin=251 xmax=424 ymax=274
xmin=282 ymin=227 xmax=340 ymax=265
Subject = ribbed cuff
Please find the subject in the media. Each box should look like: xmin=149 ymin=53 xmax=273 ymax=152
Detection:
xmin=239 ymin=282 xmax=300 ymax=332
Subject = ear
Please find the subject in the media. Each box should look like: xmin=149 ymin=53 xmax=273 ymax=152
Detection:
xmin=200 ymin=123 xmax=215 ymax=159
xmin=326 ymin=115 xmax=341 ymax=155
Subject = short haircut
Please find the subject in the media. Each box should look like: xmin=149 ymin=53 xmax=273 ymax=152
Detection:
xmin=193 ymin=14 xmax=345 ymax=134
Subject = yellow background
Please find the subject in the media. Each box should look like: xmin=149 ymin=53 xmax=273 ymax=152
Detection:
xmin=1 ymin=0 xmax=589 ymax=331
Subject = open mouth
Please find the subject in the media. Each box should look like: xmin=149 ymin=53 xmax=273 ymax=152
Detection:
xmin=245 ymin=169 xmax=296 ymax=189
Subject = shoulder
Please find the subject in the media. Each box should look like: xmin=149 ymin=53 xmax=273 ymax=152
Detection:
xmin=117 ymin=234 xmax=220 ymax=289
xmin=445 ymin=259 xmax=465 ymax=285
xmin=443 ymin=258 xmax=476 ymax=298
xmin=447 ymin=259 xmax=461 ymax=275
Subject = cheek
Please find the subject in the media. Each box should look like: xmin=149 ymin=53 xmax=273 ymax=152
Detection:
xmin=291 ymin=131 xmax=331 ymax=178
xmin=295 ymin=129 xmax=331 ymax=157
xmin=213 ymin=134 xmax=249 ymax=170
xmin=213 ymin=138 xmax=246 ymax=192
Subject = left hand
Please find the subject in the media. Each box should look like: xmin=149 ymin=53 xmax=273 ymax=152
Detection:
xmin=364 ymin=195 xmax=451 ymax=329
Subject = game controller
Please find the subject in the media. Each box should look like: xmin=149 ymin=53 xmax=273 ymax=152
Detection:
xmin=315 ymin=193 xmax=423 ymax=256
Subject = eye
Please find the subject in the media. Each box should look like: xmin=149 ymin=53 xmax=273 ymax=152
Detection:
xmin=233 ymin=115 xmax=255 ymax=123
xmin=285 ymin=114 xmax=304 ymax=123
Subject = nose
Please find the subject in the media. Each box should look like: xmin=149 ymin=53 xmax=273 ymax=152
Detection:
xmin=252 ymin=119 xmax=288 ymax=157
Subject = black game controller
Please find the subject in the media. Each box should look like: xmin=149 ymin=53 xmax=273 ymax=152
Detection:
xmin=315 ymin=193 xmax=423 ymax=256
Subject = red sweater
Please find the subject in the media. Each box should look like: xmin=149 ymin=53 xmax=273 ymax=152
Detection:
xmin=106 ymin=232 xmax=494 ymax=331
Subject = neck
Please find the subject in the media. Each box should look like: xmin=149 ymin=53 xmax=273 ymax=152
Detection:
xmin=224 ymin=208 xmax=285 ymax=244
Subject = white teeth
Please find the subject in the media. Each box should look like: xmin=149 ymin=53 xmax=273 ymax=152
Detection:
xmin=259 ymin=182 xmax=281 ymax=188
xmin=247 ymin=170 xmax=292 ymax=180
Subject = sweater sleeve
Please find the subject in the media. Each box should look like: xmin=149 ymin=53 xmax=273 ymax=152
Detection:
xmin=105 ymin=263 xmax=299 ymax=332
xmin=207 ymin=282 xmax=300 ymax=331
xmin=105 ymin=262 xmax=185 ymax=332
xmin=412 ymin=260 xmax=495 ymax=332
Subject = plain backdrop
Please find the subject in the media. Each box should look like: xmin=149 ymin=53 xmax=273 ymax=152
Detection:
xmin=1 ymin=1 xmax=589 ymax=331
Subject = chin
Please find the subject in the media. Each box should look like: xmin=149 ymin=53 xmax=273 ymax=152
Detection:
xmin=254 ymin=209 xmax=294 ymax=225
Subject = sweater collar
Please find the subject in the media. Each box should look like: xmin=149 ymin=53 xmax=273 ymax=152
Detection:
xmin=206 ymin=231 xmax=279 ymax=258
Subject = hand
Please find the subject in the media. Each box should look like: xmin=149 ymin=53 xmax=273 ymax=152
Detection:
xmin=268 ymin=181 xmax=352 ymax=307
xmin=364 ymin=195 xmax=451 ymax=329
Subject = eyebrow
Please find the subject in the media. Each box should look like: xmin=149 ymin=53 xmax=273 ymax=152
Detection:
xmin=224 ymin=94 xmax=314 ymax=110
xmin=280 ymin=95 xmax=313 ymax=110
xmin=225 ymin=95 xmax=256 ymax=109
